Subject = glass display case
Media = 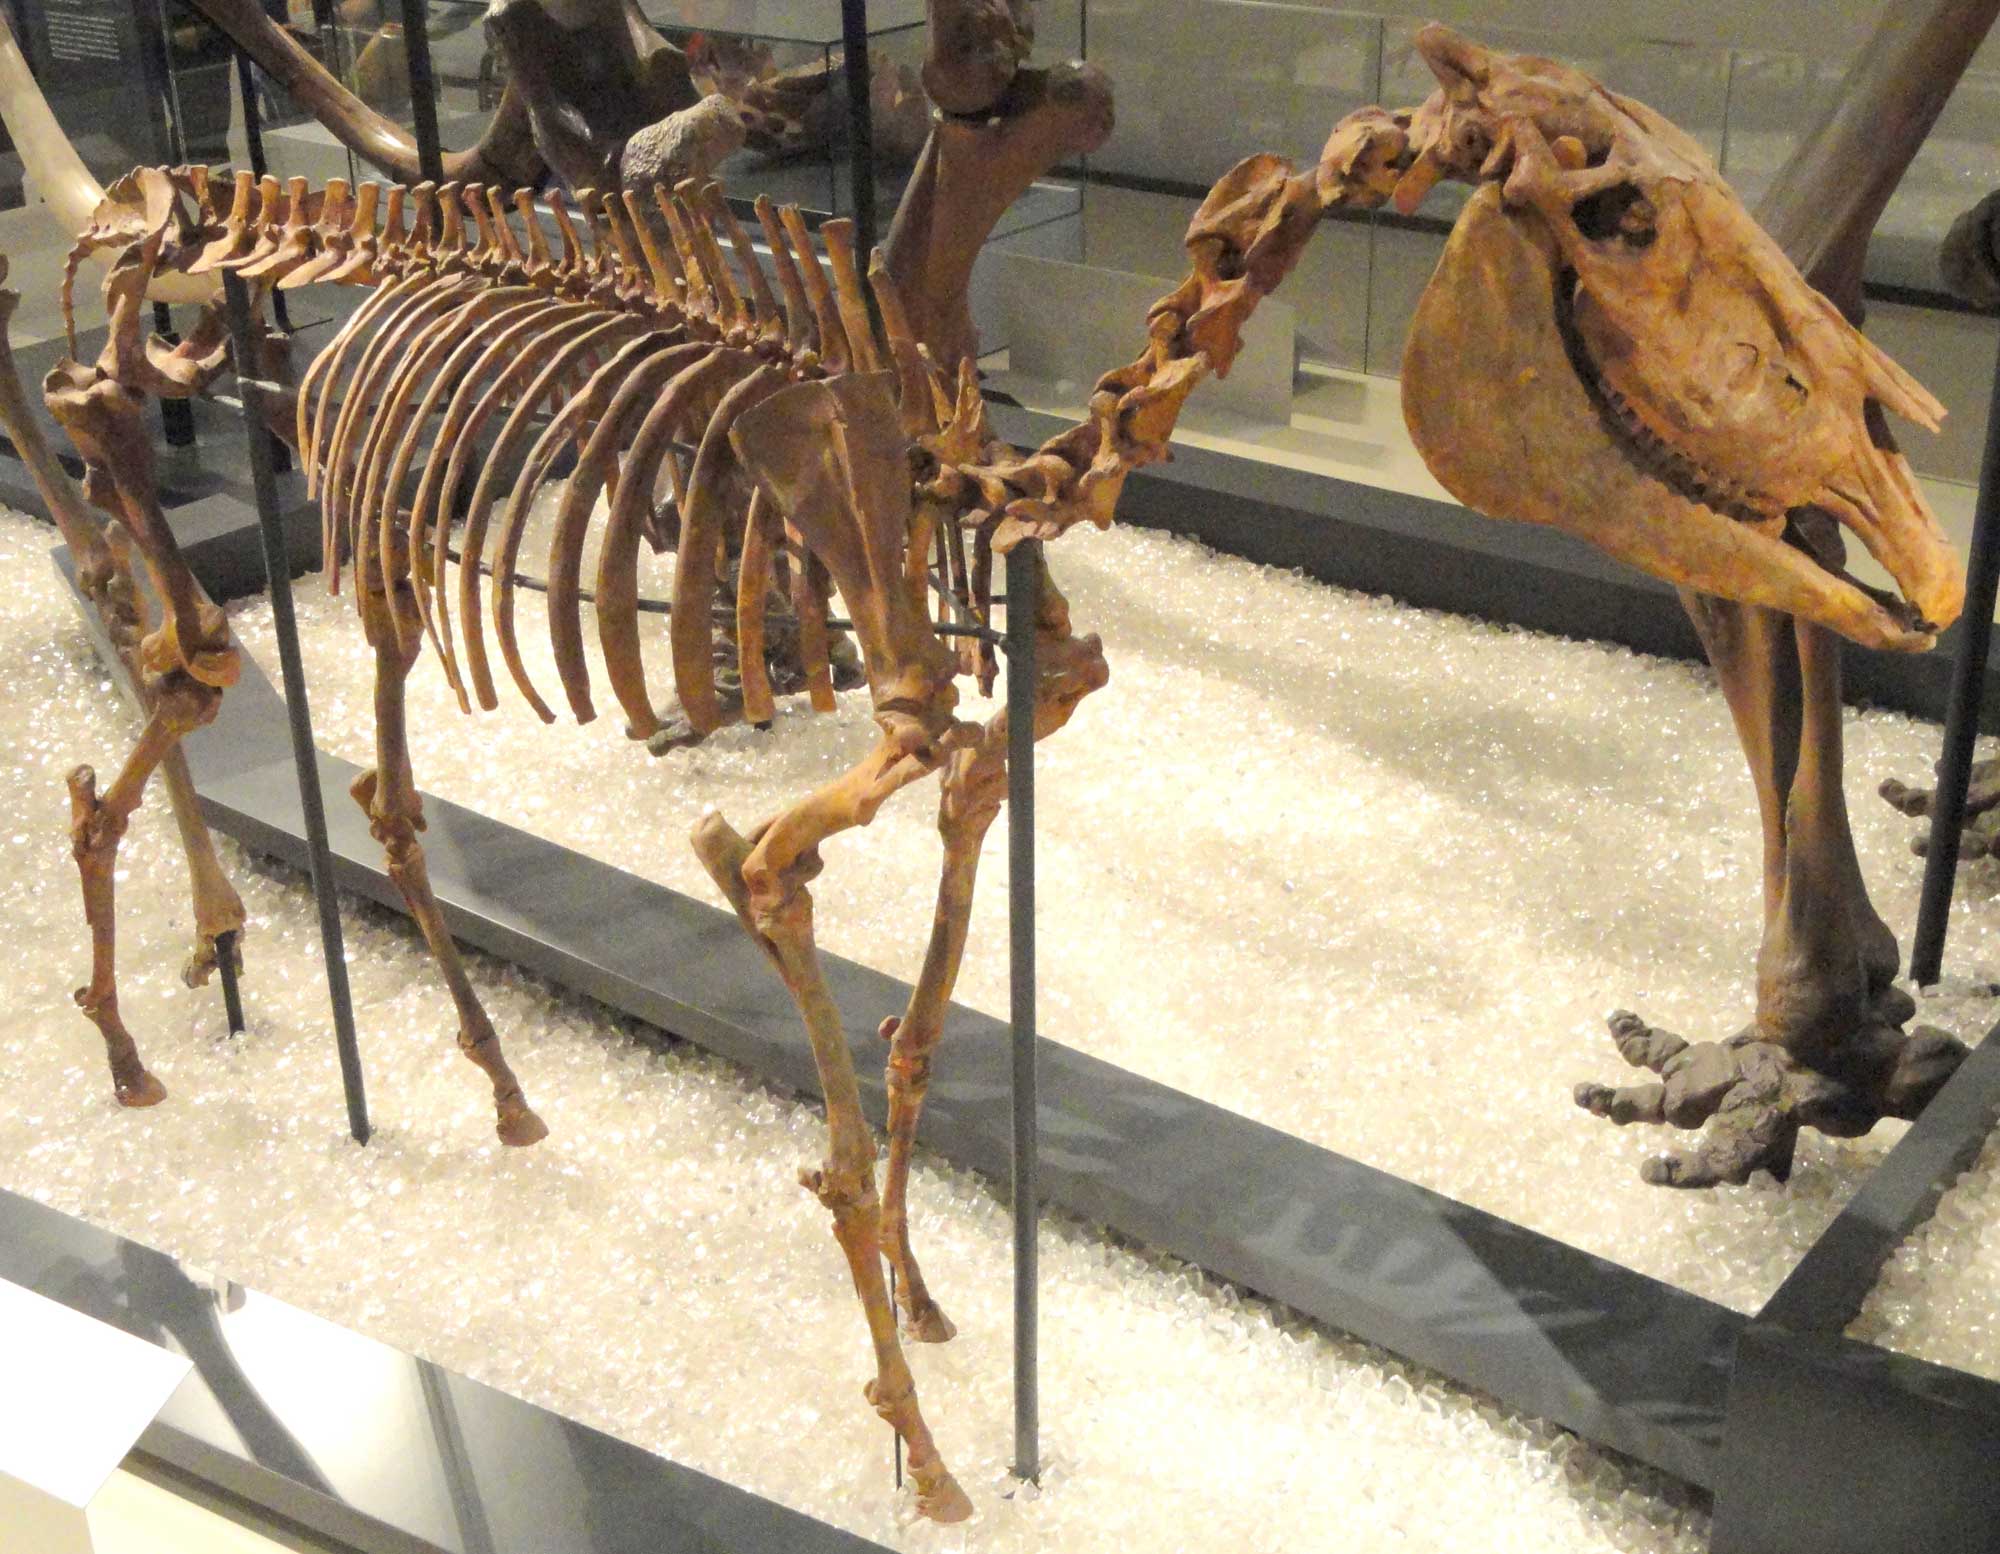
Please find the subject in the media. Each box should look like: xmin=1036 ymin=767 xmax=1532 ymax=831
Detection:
xmin=7 ymin=7 xmax=2000 ymax=1553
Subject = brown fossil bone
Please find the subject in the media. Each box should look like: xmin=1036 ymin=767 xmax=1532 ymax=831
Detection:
xmin=1399 ymin=39 xmax=1956 ymax=654
xmin=0 ymin=270 xmax=246 ymax=1106
xmin=1387 ymin=14 xmax=1986 ymax=1185
xmin=178 ymin=0 xmax=741 ymax=198
xmin=685 ymin=31 xmax=933 ymax=168
xmin=32 ymin=103 xmax=1328 ymax=1511
xmin=882 ymin=0 xmax=1115 ymax=367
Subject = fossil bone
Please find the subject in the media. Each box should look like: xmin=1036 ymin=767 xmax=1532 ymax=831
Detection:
xmin=1385 ymin=14 xmax=1984 ymax=1185
xmin=28 ymin=5 xmax=1973 ymax=1521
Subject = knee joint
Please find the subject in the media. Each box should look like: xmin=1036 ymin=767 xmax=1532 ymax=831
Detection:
xmin=800 ymin=1163 xmax=875 ymax=1215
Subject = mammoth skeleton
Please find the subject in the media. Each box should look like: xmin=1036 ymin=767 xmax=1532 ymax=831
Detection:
xmin=1 ymin=14 xmax=1977 ymax=1522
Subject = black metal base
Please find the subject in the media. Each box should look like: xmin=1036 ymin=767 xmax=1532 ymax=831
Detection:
xmin=31 ymin=491 xmax=2000 ymax=1550
xmin=1714 ymin=1326 xmax=2000 ymax=1554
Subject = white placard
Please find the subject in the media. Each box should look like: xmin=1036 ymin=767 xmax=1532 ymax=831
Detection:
xmin=0 ymin=1277 xmax=192 ymax=1512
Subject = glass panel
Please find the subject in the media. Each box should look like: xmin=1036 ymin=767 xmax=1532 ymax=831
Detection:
xmin=1088 ymin=0 xmax=1379 ymax=187
xmin=1715 ymin=48 xmax=1843 ymax=216
xmin=1875 ymin=65 xmax=2000 ymax=292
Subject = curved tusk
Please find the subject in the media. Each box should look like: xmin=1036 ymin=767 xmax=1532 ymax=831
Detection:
xmin=0 ymin=8 xmax=217 ymax=305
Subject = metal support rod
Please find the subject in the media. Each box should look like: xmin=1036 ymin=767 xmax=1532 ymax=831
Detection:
xmin=839 ymin=0 xmax=875 ymax=260
xmin=399 ymin=0 xmax=445 ymax=185
xmin=134 ymin=0 xmax=194 ymax=448
xmin=215 ymin=929 xmax=247 ymax=1035
xmin=1003 ymin=539 xmax=1040 ymax=1484
xmin=152 ymin=305 xmax=196 ymax=447
xmin=1911 ymin=335 xmax=2000 ymax=983
xmin=220 ymin=271 xmax=372 ymax=1145
xmin=233 ymin=42 xmax=293 ymax=340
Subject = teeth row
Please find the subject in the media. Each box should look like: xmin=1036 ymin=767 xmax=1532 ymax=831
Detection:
xmin=1596 ymin=374 xmax=1770 ymax=522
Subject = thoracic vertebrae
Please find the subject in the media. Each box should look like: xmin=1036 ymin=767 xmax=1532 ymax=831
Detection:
xmin=90 ymin=152 xmax=1358 ymax=749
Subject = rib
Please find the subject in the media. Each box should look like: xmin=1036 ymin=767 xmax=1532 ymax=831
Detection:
xmin=735 ymin=486 xmax=779 ymax=726
xmin=416 ymin=301 xmax=613 ymax=705
xmin=669 ymin=363 xmax=785 ymax=735
xmin=595 ymin=347 xmax=751 ymax=737
xmin=322 ymin=279 xmax=481 ymax=578
xmin=546 ymin=341 xmax=715 ymax=721
xmin=491 ymin=331 xmax=678 ymax=720
xmin=453 ymin=312 xmax=645 ymax=708
xmin=357 ymin=289 xmax=551 ymax=655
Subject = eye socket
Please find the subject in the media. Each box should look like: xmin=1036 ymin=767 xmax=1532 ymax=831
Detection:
xmin=1571 ymin=183 xmax=1656 ymax=247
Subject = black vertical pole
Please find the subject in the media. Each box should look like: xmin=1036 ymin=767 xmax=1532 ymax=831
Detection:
xmin=399 ymin=0 xmax=445 ymax=185
xmin=133 ymin=0 xmax=195 ymax=446
xmin=220 ymin=271 xmax=372 ymax=1145
xmin=1004 ymin=540 xmax=1039 ymax=1484
xmin=1911 ymin=339 xmax=2000 ymax=985
xmin=231 ymin=42 xmax=290 ymax=467
xmin=215 ymin=929 xmax=247 ymax=1035
xmin=840 ymin=0 xmax=875 ymax=259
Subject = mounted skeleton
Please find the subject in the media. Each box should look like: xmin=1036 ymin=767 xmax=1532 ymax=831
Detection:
xmin=3 ymin=15 xmax=1975 ymax=1525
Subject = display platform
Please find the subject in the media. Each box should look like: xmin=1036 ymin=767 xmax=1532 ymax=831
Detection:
xmin=12 ymin=476 xmax=2000 ymax=1547
xmin=3 ymin=508 xmax=1720 ymax=1553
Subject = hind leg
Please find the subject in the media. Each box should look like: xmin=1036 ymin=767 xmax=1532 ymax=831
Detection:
xmin=69 ymin=674 xmax=221 ymax=1105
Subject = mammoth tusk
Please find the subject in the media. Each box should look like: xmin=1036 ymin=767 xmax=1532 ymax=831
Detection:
xmin=0 ymin=8 xmax=217 ymax=305
xmin=179 ymin=0 xmax=541 ymax=189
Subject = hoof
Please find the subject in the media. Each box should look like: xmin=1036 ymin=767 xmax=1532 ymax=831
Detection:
xmin=917 ymin=1470 xmax=974 ymax=1524
xmin=902 ymin=1302 xmax=958 ymax=1344
xmin=115 ymin=1069 xmax=169 ymax=1108
xmin=181 ymin=930 xmax=244 ymax=990
xmin=497 ymin=1105 xmax=550 ymax=1147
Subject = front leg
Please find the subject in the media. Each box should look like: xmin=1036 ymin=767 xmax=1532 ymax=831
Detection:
xmin=879 ymin=565 xmax=1107 ymax=1342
